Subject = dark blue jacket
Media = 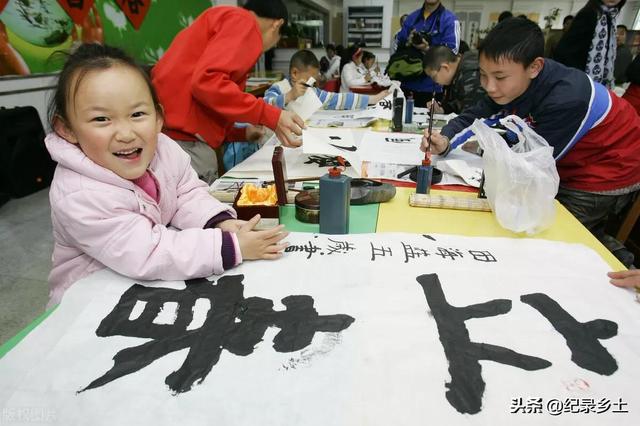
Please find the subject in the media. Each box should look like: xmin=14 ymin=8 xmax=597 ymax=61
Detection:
xmin=441 ymin=59 xmax=640 ymax=192
xmin=396 ymin=3 xmax=460 ymax=93
xmin=441 ymin=59 xmax=607 ymax=160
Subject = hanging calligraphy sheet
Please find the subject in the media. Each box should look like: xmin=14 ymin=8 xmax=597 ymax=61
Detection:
xmin=0 ymin=233 xmax=637 ymax=426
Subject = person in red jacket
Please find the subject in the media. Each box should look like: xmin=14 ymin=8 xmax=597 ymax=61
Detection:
xmin=152 ymin=0 xmax=304 ymax=184
xmin=622 ymin=55 xmax=640 ymax=116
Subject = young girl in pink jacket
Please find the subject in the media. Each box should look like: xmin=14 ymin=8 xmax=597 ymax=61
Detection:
xmin=45 ymin=43 xmax=288 ymax=307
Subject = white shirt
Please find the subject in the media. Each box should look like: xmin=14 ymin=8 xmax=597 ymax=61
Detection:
xmin=340 ymin=62 xmax=369 ymax=92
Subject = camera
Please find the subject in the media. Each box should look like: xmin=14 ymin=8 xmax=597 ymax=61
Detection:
xmin=411 ymin=31 xmax=432 ymax=46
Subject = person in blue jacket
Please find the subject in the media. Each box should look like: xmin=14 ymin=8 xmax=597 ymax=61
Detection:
xmin=396 ymin=0 xmax=460 ymax=107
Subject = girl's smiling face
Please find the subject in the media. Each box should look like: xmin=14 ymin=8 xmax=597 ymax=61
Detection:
xmin=57 ymin=64 xmax=163 ymax=180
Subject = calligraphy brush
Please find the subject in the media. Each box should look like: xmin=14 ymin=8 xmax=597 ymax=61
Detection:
xmin=424 ymin=93 xmax=437 ymax=165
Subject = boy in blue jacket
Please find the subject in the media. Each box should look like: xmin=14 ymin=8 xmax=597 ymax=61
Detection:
xmin=422 ymin=18 xmax=640 ymax=266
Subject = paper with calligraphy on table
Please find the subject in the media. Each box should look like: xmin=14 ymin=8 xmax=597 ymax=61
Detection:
xmin=1 ymin=233 xmax=637 ymax=426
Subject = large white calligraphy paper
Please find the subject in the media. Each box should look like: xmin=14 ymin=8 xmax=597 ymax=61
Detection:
xmin=0 ymin=233 xmax=638 ymax=426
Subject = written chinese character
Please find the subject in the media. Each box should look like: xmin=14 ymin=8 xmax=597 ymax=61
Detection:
xmin=285 ymin=241 xmax=322 ymax=259
xmin=435 ymin=247 xmax=464 ymax=261
xmin=385 ymin=137 xmax=414 ymax=144
xmin=370 ymin=243 xmax=392 ymax=261
xmin=468 ymin=250 xmax=497 ymax=262
xmin=326 ymin=239 xmax=355 ymax=255
xmin=521 ymin=293 xmax=618 ymax=375
xmin=401 ymin=242 xmax=430 ymax=263
xmin=80 ymin=275 xmax=354 ymax=394
xmin=378 ymin=99 xmax=392 ymax=110
xmin=417 ymin=274 xmax=551 ymax=414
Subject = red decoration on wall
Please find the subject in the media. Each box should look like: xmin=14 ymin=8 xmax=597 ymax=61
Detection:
xmin=0 ymin=0 xmax=9 ymax=15
xmin=57 ymin=0 xmax=95 ymax=25
xmin=116 ymin=0 xmax=151 ymax=30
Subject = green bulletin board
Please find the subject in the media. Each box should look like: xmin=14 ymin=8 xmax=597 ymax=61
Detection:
xmin=0 ymin=0 xmax=214 ymax=75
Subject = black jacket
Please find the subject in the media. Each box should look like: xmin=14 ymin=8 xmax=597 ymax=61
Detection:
xmin=441 ymin=51 xmax=484 ymax=114
xmin=553 ymin=6 xmax=598 ymax=71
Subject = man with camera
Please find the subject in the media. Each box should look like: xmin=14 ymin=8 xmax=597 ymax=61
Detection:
xmin=395 ymin=0 xmax=460 ymax=107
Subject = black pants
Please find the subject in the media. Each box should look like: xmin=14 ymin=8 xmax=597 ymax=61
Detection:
xmin=556 ymin=187 xmax=637 ymax=266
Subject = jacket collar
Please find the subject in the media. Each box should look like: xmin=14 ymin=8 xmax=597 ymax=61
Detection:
xmin=44 ymin=132 xmax=160 ymax=190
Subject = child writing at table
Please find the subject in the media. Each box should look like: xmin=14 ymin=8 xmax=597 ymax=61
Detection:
xmin=263 ymin=49 xmax=389 ymax=110
xmin=340 ymin=46 xmax=371 ymax=92
xmin=421 ymin=18 xmax=640 ymax=266
xmin=361 ymin=50 xmax=391 ymax=87
xmin=223 ymin=49 xmax=390 ymax=170
xmin=422 ymin=45 xmax=484 ymax=114
xmin=45 ymin=44 xmax=288 ymax=307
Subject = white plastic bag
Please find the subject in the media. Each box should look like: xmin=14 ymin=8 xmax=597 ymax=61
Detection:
xmin=471 ymin=115 xmax=560 ymax=235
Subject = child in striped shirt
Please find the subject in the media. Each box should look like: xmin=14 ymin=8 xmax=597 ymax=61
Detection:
xmin=264 ymin=49 xmax=389 ymax=110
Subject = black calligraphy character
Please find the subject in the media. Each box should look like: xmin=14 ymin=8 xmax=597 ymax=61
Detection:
xmin=370 ymin=242 xmax=392 ymax=261
xmin=401 ymin=242 xmax=429 ymax=263
xmin=284 ymin=241 xmax=322 ymax=259
xmin=119 ymin=0 xmax=144 ymax=14
xmin=80 ymin=275 xmax=354 ymax=394
xmin=326 ymin=239 xmax=356 ymax=255
xmin=329 ymin=144 xmax=358 ymax=152
xmin=520 ymin=293 xmax=618 ymax=375
xmin=329 ymin=136 xmax=342 ymax=140
xmin=378 ymin=99 xmax=392 ymax=110
xmin=468 ymin=250 xmax=497 ymax=262
xmin=305 ymin=155 xmax=351 ymax=168
xmin=417 ymin=274 xmax=551 ymax=414
xmin=385 ymin=137 xmax=413 ymax=144
xmin=435 ymin=247 xmax=464 ymax=261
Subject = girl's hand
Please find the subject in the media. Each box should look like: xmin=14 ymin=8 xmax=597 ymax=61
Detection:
xmin=216 ymin=219 xmax=247 ymax=233
xmin=607 ymin=270 xmax=640 ymax=288
xmin=236 ymin=215 xmax=289 ymax=260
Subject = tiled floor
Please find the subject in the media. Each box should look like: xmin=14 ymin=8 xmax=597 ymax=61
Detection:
xmin=0 ymin=189 xmax=52 ymax=347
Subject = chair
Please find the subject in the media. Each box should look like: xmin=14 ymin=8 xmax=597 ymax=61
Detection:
xmin=616 ymin=193 xmax=640 ymax=243
xmin=324 ymin=78 xmax=340 ymax=93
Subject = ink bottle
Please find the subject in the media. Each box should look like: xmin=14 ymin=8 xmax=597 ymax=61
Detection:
xmin=319 ymin=167 xmax=351 ymax=234
xmin=405 ymin=92 xmax=414 ymax=124
xmin=392 ymin=89 xmax=404 ymax=132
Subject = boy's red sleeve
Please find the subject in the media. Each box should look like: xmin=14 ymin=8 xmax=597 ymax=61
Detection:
xmin=190 ymin=12 xmax=281 ymax=131
xmin=226 ymin=127 xmax=247 ymax=142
